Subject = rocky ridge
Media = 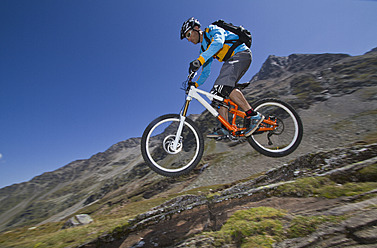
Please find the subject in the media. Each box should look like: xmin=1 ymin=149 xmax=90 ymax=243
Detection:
xmin=251 ymin=53 xmax=350 ymax=81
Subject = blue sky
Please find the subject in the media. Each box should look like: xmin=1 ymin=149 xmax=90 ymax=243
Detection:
xmin=1 ymin=0 xmax=376 ymax=188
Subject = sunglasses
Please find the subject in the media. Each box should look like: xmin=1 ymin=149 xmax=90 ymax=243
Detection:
xmin=185 ymin=29 xmax=193 ymax=39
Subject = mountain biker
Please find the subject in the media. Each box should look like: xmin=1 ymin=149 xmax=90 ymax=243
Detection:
xmin=181 ymin=17 xmax=264 ymax=138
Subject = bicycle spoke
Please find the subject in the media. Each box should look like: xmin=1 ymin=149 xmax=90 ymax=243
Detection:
xmin=141 ymin=115 xmax=204 ymax=176
xmin=248 ymin=99 xmax=303 ymax=157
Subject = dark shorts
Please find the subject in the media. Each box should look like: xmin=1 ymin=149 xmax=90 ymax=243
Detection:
xmin=210 ymin=85 xmax=234 ymax=98
xmin=211 ymin=49 xmax=252 ymax=98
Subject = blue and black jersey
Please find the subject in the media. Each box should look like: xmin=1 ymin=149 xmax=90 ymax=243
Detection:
xmin=196 ymin=24 xmax=250 ymax=86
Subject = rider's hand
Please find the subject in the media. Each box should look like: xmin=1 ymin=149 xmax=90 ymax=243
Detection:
xmin=188 ymin=81 xmax=199 ymax=88
xmin=189 ymin=59 xmax=202 ymax=74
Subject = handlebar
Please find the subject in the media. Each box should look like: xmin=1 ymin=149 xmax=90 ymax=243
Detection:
xmin=188 ymin=71 xmax=196 ymax=81
xmin=184 ymin=72 xmax=197 ymax=94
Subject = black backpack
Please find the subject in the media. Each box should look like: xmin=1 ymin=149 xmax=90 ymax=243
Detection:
xmin=203 ymin=20 xmax=252 ymax=61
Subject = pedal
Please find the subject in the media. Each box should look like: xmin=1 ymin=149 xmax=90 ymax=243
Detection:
xmin=207 ymin=135 xmax=227 ymax=140
xmin=207 ymin=135 xmax=232 ymax=142
xmin=235 ymin=130 xmax=244 ymax=136
xmin=215 ymin=135 xmax=229 ymax=141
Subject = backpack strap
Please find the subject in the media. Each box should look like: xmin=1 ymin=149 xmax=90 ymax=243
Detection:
xmin=201 ymin=30 xmax=211 ymax=52
xmin=201 ymin=28 xmax=243 ymax=61
xmin=223 ymin=40 xmax=242 ymax=61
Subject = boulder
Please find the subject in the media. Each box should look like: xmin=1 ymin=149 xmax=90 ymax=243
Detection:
xmin=62 ymin=214 xmax=93 ymax=229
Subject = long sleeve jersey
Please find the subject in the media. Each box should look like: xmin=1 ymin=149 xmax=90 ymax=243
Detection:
xmin=196 ymin=24 xmax=250 ymax=86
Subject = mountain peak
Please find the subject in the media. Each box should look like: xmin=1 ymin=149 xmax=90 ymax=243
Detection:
xmin=251 ymin=53 xmax=350 ymax=81
xmin=365 ymin=46 xmax=377 ymax=54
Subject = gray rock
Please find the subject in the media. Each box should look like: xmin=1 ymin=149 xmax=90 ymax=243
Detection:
xmin=62 ymin=214 xmax=93 ymax=229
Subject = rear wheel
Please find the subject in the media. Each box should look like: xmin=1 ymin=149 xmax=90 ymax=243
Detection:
xmin=247 ymin=98 xmax=303 ymax=157
xmin=141 ymin=114 xmax=204 ymax=177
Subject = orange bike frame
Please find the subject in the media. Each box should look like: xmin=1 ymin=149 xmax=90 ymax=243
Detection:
xmin=184 ymin=86 xmax=278 ymax=137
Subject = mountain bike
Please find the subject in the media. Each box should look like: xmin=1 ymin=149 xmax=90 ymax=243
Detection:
xmin=141 ymin=72 xmax=303 ymax=177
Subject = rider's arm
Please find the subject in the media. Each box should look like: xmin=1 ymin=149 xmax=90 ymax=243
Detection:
xmin=195 ymin=26 xmax=225 ymax=86
xmin=196 ymin=58 xmax=213 ymax=86
xmin=197 ymin=25 xmax=225 ymax=65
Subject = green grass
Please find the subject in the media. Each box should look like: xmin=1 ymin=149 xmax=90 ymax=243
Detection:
xmin=208 ymin=207 xmax=286 ymax=247
xmin=275 ymin=176 xmax=377 ymax=199
xmin=358 ymin=163 xmax=377 ymax=181
xmin=287 ymin=215 xmax=345 ymax=239
xmin=202 ymin=206 xmax=344 ymax=248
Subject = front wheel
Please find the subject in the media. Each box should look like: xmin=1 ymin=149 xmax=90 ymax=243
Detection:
xmin=141 ymin=114 xmax=204 ymax=177
xmin=247 ymin=98 xmax=303 ymax=157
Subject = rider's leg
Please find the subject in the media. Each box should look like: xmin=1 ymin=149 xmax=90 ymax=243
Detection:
xmin=229 ymin=88 xmax=264 ymax=136
xmin=214 ymin=50 xmax=253 ymax=113
xmin=207 ymin=105 xmax=230 ymax=138
xmin=210 ymin=85 xmax=233 ymax=121
xmin=218 ymin=106 xmax=228 ymax=121
xmin=207 ymin=85 xmax=232 ymax=138
xmin=229 ymin=88 xmax=252 ymax=113
xmin=211 ymin=86 xmax=231 ymax=133
xmin=209 ymin=50 xmax=264 ymax=137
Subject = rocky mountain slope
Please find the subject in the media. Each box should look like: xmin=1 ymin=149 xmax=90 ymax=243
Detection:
xmin=0 ymin=47 xmax=376 ymax=247
xmin=81 ymin=142 xmax=377 ymax=248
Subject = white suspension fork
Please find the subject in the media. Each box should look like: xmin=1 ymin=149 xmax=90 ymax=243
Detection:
xmin=172 ymin=115 xmax=185 ymax=151
xmin=171 ymin=86 xmax=223 ymax=151
xmin=172 ymin=94 xmax=192 ymax=151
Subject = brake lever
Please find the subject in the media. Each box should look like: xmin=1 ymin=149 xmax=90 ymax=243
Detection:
xmin=188 ymin=71 xmax=197 ymax=81
xmin=185 ymin=82 xmax=193 ymax=94
xmin=184 ymin=72 xmax=197 ymax=94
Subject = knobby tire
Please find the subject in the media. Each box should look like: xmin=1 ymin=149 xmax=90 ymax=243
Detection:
xmin=141 ymin=114 xmax=204 ymax=177
xmin=247 ymin=98 xmax=303 ymax=157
